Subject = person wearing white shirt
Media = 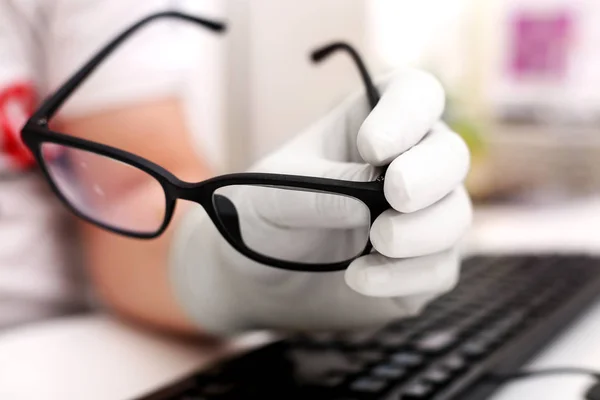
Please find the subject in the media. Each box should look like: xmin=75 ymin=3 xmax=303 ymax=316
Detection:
xmin=0 ymin=0 xmax=472 ymax=335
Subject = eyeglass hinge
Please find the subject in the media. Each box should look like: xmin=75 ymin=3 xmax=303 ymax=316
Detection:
xmin=37 ymin=118 xmax=48 ymax=126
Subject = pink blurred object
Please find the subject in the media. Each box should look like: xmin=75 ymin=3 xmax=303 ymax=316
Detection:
xmin=510 ymin=10 xmax=573 ymax=79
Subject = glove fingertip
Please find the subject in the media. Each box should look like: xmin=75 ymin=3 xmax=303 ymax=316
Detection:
xmin=356 ymin=69 xmax=447 ymax=166
xmin=345 ymin=255 xmax=397 ymax=297
xmin=345 ymin=259 xmax=374 ymax=296
xmin=356 ymin=121 xmax=395 ymax=166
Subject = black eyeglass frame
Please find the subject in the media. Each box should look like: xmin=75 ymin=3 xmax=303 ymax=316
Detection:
xmin=21 ymin=11 xmax=389 ymax=272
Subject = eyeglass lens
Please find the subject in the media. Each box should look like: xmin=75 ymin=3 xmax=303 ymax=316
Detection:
xmin=212 ymin=184 xmax=371 ymax=264
xmin=40 ymin=143 xmax=167 ymax=235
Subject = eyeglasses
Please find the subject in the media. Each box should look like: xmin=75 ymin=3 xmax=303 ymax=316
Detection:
xmin=21 ymin=11 xmax=389 ymax=273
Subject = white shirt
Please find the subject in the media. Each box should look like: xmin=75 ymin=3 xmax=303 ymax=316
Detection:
xmin=0 ymin=0 xmax=199 ymax=329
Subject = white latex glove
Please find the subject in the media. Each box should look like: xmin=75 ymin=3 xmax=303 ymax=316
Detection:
xmin=170 ymin=69 xmax=472 ymax=335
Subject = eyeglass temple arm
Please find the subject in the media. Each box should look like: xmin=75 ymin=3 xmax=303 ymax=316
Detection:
xmin=311 ymin=43 xmax=388 ymax=261
xmin=311 ymin=42 xmax=380 ymax=110
xmin=31 ymin=11 xmax=226 ymax=123
xmin=310 ymin=41 xmax=388 ymax=186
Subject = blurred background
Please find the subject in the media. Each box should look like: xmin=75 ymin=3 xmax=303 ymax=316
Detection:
xmin=187 ymin=0 xmax=600 ymax=207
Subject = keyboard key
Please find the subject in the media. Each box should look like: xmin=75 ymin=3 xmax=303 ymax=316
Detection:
xmin=349 ymin=377 xmax=387 ymax=393
xmin=422 ymin=367 xmax=451 ymax=385
xmin=478 ymin=329 xmax=505 ymax=346
xmin=413 ymin=329 xmax=458 ymax=354
xmin=399 ymin=381 xmax=434 ymax=399
xmin=289 ymin=349 xmax=364 ymax=385
xmin=441 ymin=355 xmax=467 ymax=372
xmin=462 ymin=341 xmax=489 ymax=358
xmin=479 ymin=311 xmax=524 ymax=345
xmin=390 ymin=352 xmax=424 ymax=368
xmin=290 ymin=349 xmax=364 ymax=375
xmin=137 ymin=255 xmax=600 ymax=400
xmin=371 ymin=365 xmax=406 ymax=380
xmin=500 ymin=310 xmax=526 ymax=329
xmin=376 ymin=332 xmax=412 ymax=348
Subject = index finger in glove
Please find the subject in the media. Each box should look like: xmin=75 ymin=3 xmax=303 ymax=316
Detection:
xmin=357 ymin=69 xmax=446 ymax=166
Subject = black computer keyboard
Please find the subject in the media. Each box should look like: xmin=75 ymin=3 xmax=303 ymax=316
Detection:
xmin=140 ymin=254 xmax=600 ymax=400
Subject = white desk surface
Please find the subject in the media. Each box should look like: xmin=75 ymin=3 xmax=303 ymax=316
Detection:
xmin=2 ymin=197 xmax=600 ymax=400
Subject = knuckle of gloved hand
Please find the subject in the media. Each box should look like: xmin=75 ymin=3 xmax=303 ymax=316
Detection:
xmin=383 ymin=164 xmax=422 ymax=214
xmin=369 ymin=212 xmax=398 ymax=257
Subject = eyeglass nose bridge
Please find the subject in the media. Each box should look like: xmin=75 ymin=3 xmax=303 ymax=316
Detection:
xmin=165 ymin=181 xmax=243 ymax=244
xmin=167 ymin=180 xmax=214 ymax=206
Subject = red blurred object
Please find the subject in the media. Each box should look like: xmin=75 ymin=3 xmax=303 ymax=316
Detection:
xmin=0 ymin=81 xmax=37 ymax=169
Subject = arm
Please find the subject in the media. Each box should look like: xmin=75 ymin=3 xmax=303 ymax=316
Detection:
xmin=167 ymin=70 xmax=471 ymax=335
xmin=39 ymin=1 xmax=220 ymax=334
xmin=41 ymin=4 xmax=469 ymax=336
xmin=58 ymin=97 xmax=209 ymax=335
xmin=56 ymin=73 xmax=469 ymax=337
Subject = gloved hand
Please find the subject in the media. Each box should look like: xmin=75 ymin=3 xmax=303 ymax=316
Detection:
xmin=170 ymin=69 xmax=472 ymax=335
